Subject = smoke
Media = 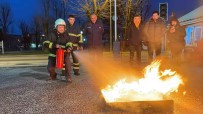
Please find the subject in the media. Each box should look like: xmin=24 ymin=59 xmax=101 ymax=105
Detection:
xmin=73 ymin=47 xmax=196 ymax=90
xmin=74 ymin=51 xmax=144 ymax=89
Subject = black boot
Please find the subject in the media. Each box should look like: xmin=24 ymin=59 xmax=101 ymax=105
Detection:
xmin=61 ymin=69 xmax=66 ymax=76
xmin=74 ymin=72 xmax=80 ymax=76
xmin=66 ymin=75 xmax=72 ymax=83
xmin=48 ymin=73 xmax=57 ymax=80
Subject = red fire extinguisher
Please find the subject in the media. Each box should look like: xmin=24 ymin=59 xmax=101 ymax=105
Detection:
xmin=56 ymin=48 xmax=64 ymax=69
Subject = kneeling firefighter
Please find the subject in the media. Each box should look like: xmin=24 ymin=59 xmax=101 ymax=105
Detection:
xmin=43 ymin=18 xmax=73 ymax=82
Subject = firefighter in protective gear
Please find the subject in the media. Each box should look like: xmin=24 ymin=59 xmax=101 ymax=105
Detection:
xmin=62 ymin=15 xmax=83 ymax=76
xmin=43 ymin=18 xmax=73 ymax=82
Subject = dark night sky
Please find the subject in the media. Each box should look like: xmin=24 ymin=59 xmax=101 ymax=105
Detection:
xmin=0 ymin=0 xmax=42 ymax=35
xmin=149 ymin=0 xmax=203 ymax=18
xmin=0 ymin=0 xmax=203 ymax=35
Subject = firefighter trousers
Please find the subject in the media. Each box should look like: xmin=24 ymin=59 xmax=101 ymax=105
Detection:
xmin=71 ymin=50 xmax=80 ymax=74
xmin=62 ymin=49 xmax=80 ymax=75
xmin=47 ymin=54 xmax=71 ymax=79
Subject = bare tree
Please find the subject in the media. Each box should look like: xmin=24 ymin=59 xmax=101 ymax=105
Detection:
xmin=32 ymin=15 xmax=43 ymax=49
xmin=0 ymin=2 xmax=12 ymax=35
xmin=51 ymin=0 xmax=63 ymax=19
xmin=50 ymin=0 xmax=68 ymax=19
xmin=18 ymin=20 xmax=30 ymax=49
xmin=19 ymin=20 xmax=29 ymax=35
xmin=67 ymin=0 xmax=109 ymax=18
xmin=67 ymin=0 xmax=150 ymax=26
xmin=41 ymin=0 xmax=52 ymax=36
xmin=62 ymin=0 xmax=68 ymax=19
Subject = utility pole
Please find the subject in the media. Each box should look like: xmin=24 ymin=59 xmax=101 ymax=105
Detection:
xmin=114 ymin=0 xmax=117 ymax=42
xmin=113 ymin=0 xmax=120 ymax=59
xmin=110 ymin=0 xmax=112 ymax=51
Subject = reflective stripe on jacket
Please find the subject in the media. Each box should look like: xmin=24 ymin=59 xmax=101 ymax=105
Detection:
xmin=67 ymin=24 xmax=83 ymax=46
xmin=43 ymin=30 xmax=72 ymax=58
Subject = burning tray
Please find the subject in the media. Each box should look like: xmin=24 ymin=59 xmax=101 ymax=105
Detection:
xmin=105 ymin=100 xmax=174 ymax=114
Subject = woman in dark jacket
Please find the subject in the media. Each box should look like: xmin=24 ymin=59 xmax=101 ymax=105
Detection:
xmin=167 ymin=17 xmax=186 ymax=63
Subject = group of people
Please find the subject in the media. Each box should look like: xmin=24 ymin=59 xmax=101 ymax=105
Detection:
xmin=128 ymin=11 xmax=186 ymax=65
xmin=43 ymin=13 xmax=104 ymax=82
xmin=43 ymin=10 xmax=186 ymax=83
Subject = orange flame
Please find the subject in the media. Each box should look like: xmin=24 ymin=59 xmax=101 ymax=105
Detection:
xmin=101 ymin=61 xmax=184 ymax=103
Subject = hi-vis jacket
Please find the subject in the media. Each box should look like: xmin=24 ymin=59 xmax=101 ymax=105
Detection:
xmin=66 ymin=23 xmax=82 ymax=47
xmin=43 ymin=30 xmax=72 ymax=59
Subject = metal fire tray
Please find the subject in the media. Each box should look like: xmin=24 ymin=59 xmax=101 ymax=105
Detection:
xmin=105 ymin=100 xmax=174 ymax=114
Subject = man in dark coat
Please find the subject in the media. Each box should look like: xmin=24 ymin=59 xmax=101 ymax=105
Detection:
xmin=127 ymin=14 xmax=143 ymax=65
xmin=144 ymin=11 xmax=166 ymax=62
xmin=83 ymin=13 xmax=104 ymax=58
xmin=167 ymin=16 xmax=186 ymax=63
xmin=43 ymin=18 xmax=73 ymax=82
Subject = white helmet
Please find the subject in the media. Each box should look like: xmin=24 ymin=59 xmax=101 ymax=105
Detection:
xmin=54 ymin=18 xmax=66 ymax=28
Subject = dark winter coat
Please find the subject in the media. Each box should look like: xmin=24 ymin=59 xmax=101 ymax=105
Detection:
xmin=144 ymin=18 xmax=166 ymax=43
xmin=83 ymin=21 xmax=104 ymax=48
xmin=66 ymin=23 xmax=82 ymax=47
xmin=127 ymin=23 xmax=144 ymax=46
xmin=43 ymin=30 xmax=72 ymax=59
xmin=167 ymin=25 xmax=186 ymax=49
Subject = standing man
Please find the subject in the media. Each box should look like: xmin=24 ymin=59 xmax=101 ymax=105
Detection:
xmin=83 ymin=13 xmax=104 ymax=58
xmin=43 ymin=18 xmax=73 ymax=83
xmin=144 ymin=11 xmax=166 ymax=62
xmin=65 ymin=15 xmax=83 ymax=76
xmin=127 ymin=14 xmax=143 ymax=65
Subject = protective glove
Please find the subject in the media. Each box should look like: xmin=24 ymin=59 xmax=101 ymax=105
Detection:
xmin=77 ymin=46 xmax=83 ymax=50
xmin=66 ymin=47 xmax=72 ymax=52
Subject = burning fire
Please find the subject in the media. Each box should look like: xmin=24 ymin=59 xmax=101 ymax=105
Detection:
xmin=101 ymin=61 xmax=184 ymax=103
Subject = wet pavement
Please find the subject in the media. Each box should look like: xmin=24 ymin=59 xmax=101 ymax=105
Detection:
xmin=0 ymin=54 xmax=203 ymax=114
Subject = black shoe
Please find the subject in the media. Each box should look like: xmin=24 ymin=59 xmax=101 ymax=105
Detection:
xmin=65 ymin=75 xmax=72 ymax=83
xmin=67 ymin=78 xmax=72 ymax=83
xmin=61 ymin=70 xmax=66 ymax=76
xmin=74 ymin=73 xmax=80 ymax=76
xmin=48 ymin=73 xmax=57 ymax=80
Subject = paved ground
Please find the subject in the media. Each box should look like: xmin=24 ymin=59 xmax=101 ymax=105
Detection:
xmin=0 ymin=54 xmax=47 ymax=67
xmin=0 ymin=53 xmax=203 ymax=114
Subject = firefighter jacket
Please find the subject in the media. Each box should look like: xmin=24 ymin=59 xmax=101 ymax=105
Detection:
xmin=144 ymin=18 xmax=166 ymax=43
xmin=127 ymin=23 xmax=144 ymax=46
xmin=66 ymin=23 xmax=82 ymax=48
xmin=83 ymin=20 xmax=104 ymax=48
xmin=43 ymin=30 xmax=73 ymax=59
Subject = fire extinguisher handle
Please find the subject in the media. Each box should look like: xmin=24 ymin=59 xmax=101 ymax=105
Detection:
xmin=56 ymin=44 xmax=62 ymax=49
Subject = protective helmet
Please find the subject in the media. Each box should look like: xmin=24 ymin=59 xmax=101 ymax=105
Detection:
xmin=54 ymin=18 xmax=66 ymax=28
